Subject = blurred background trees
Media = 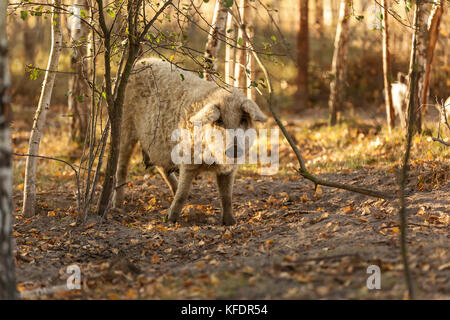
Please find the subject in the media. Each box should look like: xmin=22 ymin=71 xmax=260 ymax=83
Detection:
xmin=6 ymin=0 xmax=449 ymax=118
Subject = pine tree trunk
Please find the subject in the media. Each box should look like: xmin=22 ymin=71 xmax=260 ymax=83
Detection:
xmin=0 ymin=0 xmax=18 ymax=300
xmin=381 ymin=0 xmax=395 ymax=132
xmin=296 ymin=0 xmax=309 ymax=110
xmin=234 ymin=0 xmax=247 ymax=92
xmin=68 ymin=0 xmax=90 ymax=142
xmin=421 ymin=0 xmax=444 ymax=114
xmin=328 ymin=0 xmax=350 ymax=126
xmin=204 ymin=0 xmax=228 ymax=81
xmin=23 ymin=0 xmax=63 ymax=217
xmin=225 ymin=12 xmax=236 ymax=85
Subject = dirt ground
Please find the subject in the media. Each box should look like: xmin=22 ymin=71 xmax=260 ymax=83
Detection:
xmin=12 ymin=164 xmax=449 ymax=299
xmin=10 ymin=105 xmax=449 ymax=300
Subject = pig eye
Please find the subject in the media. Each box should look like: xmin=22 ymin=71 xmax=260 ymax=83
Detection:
xmin=215 ymin=117 xmax=224 ymax=127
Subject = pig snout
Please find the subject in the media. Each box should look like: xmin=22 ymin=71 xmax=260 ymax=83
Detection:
xmin=226 ymin=137 xmax=244 ymax=159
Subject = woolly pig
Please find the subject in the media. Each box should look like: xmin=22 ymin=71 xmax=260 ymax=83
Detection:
xmin=113 ymin=58 xmax=267 ymax=225
xmin=391 ymin=72 xmax=408 ymax=128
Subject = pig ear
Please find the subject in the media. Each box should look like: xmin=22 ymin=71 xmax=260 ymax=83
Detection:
xmin=242 ymin=99 xmax=267 ymax=122
xmin=189 ymin=103 xmax=221 ymax=124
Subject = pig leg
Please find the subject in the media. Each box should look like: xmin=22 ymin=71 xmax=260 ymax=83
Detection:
xmin=156 ymin=166 xmax=178 ymax=196
xmin=113 ymin=132 xmax=137 ymax=209
xmin=216 ymin=171 xmax=236 ymax=226
xmin=167 ymin=166 xmax=197 ymax=222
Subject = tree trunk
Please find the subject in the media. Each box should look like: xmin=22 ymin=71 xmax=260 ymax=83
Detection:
xmin=225 ymin=11 xmax=236 ymax=85
xmin=245 ymin=2 xmax=256 ymax=100
xmin=23 ymin=18 xmax=36 ymax=66
xmin=96 ymin=0 xmax=142 ymax=217
xmin=328 ymin=0 xmax=350 ymax=126
xmin=409 ymin=0 xmax=429 ymax=133
xmin=381 ymin=0 xmax=395 ymax=132
xmin=421 ymin=0 xmax=445 ymax=115
xmin=204 ymin=0 xmax=228 ymax=81
xmin=0 ymin=0 xmax=18 ymax=299
xmin=68 ymin=0 xmax=91 ymax=142
xmin=400 ymin=0 xmax=422 ymax=299
xmin=234 ymin=0 xmax=247 ymax=92
xmin=315 ymin=0 xmax=324 ymax=39
xmin=23 ymin=0 xmax=63 ymax=217
xmin=296 ymin=0 xmax=309 ymax=110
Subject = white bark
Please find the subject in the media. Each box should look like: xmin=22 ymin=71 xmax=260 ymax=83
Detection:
xmin=245 ymin=3 xmax=255 ymax=100
xmin=204 ymin=0 xmax=228 ymax=81
xmin=0 ymin=0 xmax=18 ymax=299
xmin=68 ymin=0 xmax=90 ymax=141
xmin=225 ymin=12 xmax=236 ymax=85
xmin=23 ymin=0 xmax=63 ymax=217
xmin=328 ymin=0 xmax=351 ymax=125
xmin=381 ymin=0 xmax=395 ymax=132
xmin=234 ymin=0 xmax=247 ymax=91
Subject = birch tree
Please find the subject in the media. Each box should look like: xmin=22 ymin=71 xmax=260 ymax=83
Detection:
xmin=0 ymin=0 xmax=18 ymax=300
xmin=225 ymin=11 xmax=236 ymax=85
xmin=409 ymin=0 xmax=429 ymax=133
xmin=67 ymin=0 xmax=90 ymax=142
xmin=296 ymin=0 xmax=309 ymax=110
xmin=421 ymin=0 xmax=445 ymax=114
xmin=245 ymin=2 xmax=255 ymax=100
xmin=328 ymin=0 xmax=351 ymax=126
xmin=234 ymin=0 xmax=247 ymax=92
xmin=23 ymin=0 xmax=63 ymax=217
xmin=381 ymin=0 xmax=395 ymax=132
xmin=204 ymin=0 xmax=228 ymax=81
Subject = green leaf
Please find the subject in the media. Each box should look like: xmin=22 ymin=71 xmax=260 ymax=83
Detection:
xmin=224 ymin=0 xmax=233 ymax=8
xmin=101 ymin=92 xmax=107 ymax=100
xmin=20 ymin=10 xmax=28 ymax=21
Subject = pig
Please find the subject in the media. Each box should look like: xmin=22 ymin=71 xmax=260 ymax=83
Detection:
xmin=113 ymin=58 xmax=267 ymax=225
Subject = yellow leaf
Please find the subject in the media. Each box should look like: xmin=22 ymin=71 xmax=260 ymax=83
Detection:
xmin=151 ymin=254 xmax=160 ymax=264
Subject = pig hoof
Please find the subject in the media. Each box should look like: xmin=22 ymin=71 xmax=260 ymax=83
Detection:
xmin=166 ymin=210 xmax=178 ymax=223
xmin=222 ymin=216 xmax=236 ymax=226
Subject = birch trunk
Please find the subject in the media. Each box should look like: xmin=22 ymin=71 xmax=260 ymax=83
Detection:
xmin=421 ymin=0 xmax=445 ymax=114
xmin=234 ymin=0 xmax=247 ymax=92
xmin=406 ymin=1 xmax=425 ymax=134
xmin=23 ymin=0 xmax=63 ymax=217
xmin=225 ymin=12 xmax=236 ymax=85
xmin=204 ymin=0 xmax=228 ymax=81
xmin=296 ymin=0 xmax=309 ymax=110
xmin=381 ymin=0 xmax=395 ymax=132
xmin=68 ymin=0 xmax=90 ymax=142
xmin=245 ymin=3 xmax=256 ymax=100
xmin=328 ymin=0 xmax=350 ymax=126
xmin=411 ymin=0 xmax=430 ymax=133
xmin=0 ymin=0 xmax=18 ymax=299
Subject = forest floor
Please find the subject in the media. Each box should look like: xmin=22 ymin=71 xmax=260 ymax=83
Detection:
xmin=10 ymin=104 xmax=450 ymax=299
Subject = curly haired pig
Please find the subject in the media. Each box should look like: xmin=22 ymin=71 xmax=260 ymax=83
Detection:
xmin=113 ymin=58 xmax=267 ymax=225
